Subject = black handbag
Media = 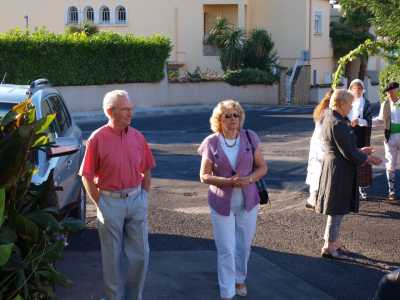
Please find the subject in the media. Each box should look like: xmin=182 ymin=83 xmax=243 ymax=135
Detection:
xmin=245 ymin=130 xmax=270 ymax=206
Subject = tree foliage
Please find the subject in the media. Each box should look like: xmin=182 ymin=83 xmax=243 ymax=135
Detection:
xmin=330 ymin=13 xmax=373 ymax=59
xmin=332 ymin=0 xmax=400 ymax=95
xmin=339 ymin=0 xmax=400 ymax=43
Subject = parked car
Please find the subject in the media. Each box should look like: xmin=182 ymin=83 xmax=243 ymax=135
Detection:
xmin=0 ymin=78 xmax=86 ymax=221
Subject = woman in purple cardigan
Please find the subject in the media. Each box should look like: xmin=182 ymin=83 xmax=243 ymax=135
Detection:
xmin=198 ymin=100 xmax=267 ymax=300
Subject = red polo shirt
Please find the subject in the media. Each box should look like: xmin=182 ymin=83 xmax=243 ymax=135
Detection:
xmin=79 ymin=124 xmax=156 ymax=191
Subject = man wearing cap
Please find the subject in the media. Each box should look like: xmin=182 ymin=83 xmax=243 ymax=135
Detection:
xmin=79 ymin=90 xmax=155 ymax=300
xmin=373 ymin=82 xmax=400 ymax=200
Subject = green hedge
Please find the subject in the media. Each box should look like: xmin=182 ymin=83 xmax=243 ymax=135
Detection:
xmin=379 ymin=63 xmax=400 ymax=101
xmin=224 ymin=68 xmax=278 ymax=86
xmin=0 ymin=29 xmax=171 ymax=86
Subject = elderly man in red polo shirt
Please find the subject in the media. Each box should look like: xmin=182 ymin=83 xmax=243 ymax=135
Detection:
xmin=79 ymin=90 xmax=155 ymax=300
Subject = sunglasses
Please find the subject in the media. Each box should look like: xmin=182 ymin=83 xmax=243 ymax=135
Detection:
xmin=223 ymin=113 xmax=240 ymax=119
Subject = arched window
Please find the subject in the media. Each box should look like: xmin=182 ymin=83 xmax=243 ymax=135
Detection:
xmin=116 ymin=6 xmax=127 ymax=24
xmin=68 ymin=6 xmax=79 ymax=24
xmin=100 ymin=6 xmax=110 ymax=23
xmin=84 ymin=7 xmax=94 ymax=23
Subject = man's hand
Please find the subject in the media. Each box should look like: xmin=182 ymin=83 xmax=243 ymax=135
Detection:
xmin=82 ymin=176 xmax=100 ymax=207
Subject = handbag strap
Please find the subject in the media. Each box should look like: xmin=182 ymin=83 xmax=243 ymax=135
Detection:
xmin=245 ymin=129 xmax=256 ymax=171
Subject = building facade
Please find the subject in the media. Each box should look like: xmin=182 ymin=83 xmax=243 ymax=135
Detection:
xmin=0 ymin=0 xmax=334 ymax=84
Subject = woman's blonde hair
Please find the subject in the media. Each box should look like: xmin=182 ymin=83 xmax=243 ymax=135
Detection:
xmin=209 ymin=99 xmax=245 ymax=133
xmin=313 ymin=89 xmax=333 ymax=122
xmin=329 ymin=89 xmax=354 ymax=109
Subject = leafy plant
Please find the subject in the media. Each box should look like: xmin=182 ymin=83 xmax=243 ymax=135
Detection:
xmin=0 ymin=28 xmax=172 ymax=86
xmin=65 ymin=22 xmax=98 ymax=36
xmin=243 ymin=29 xmax=278 ymax=72
xmin=207 ymin=19 xmax=279 ymax=83
xmin=219 ymin=28 xmax=246 ymax=71
xmin=0 ymin=99 xmax=84 ymax=299
xmin=185 ymin=67 xmax=202 ymax=82
xmin=207 ymin=17 xmax=233 ymax=49
xmin=208 ymin=19 xmax=245 ymax=71
xmin=224 ymin=68 xmax=279 ymax=86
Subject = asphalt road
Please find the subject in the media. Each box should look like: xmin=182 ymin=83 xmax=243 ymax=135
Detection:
xmin=73 ymin=106 xmax=400 ymax=300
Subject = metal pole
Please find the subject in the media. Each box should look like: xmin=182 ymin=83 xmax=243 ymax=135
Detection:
xmin=24 ymin=15 xmax=29 ymax=31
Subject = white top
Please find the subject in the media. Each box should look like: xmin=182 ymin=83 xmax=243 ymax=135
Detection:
xmin=218 ymin=134 xmax=244 ymax=207
xmin=306 ymin=119 xmax=325 ymax=192
xmin=373 ymin=100 xmax=400 ymax=126
xmin=348 ymin=96 xmax=368 ymax=127
xmin=218 ymin=135 xmax=240 ymax=169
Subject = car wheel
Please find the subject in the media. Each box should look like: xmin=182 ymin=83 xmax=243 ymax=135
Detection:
xmin=71 ymin=186 xmax=86 ymax=222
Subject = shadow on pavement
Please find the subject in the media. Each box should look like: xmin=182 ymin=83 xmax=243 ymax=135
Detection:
xmin=62 ymin=230 xmax=385 ymax=300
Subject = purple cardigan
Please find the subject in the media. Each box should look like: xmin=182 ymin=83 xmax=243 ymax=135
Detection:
xmin=198 ymin=129 xmax=261 ymax=216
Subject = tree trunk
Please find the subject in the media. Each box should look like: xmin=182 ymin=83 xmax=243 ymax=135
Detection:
xmin=358 ymin=55 xmax=368 ymax=81
xmin=345 ymin=57 xmax=362 ymax=87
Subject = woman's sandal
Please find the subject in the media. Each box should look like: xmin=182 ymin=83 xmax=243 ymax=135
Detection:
xmin=336 ymin=245 xmax=352 ymax=254
xmin=321 ymin=248 xmax=344 ymax=259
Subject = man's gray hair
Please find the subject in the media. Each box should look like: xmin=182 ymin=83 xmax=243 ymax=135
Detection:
xmin=103 ymin=90 xmax=131 ymax=119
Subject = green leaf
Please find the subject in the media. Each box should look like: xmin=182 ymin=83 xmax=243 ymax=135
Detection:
xmin=0 ymin=188 xmax=5 ymax=227
xmin=43 ymin=207 xmax=60 ymax=215
xmin=0 ymin=243 xmax=13 ymax=266
xmin=61 ymin=217 xmax=85 ymax=233
xmin=28 ymin=107 xmax=36 ymax=123
xmin=0 ymin=225 xmax=17 ymax=243
xmin=34 ymin=113 xmax=56 ymax=134
xmin=31 ymin=135 xmax=49 ymax=148
xmin=26 ymin=210 xmax=61 ymax=232
xmin=37 ymin=265 xmax=72 ymax=286
xmin=14 ymin=213 xmax=39 ymax=242
xmin=41 ymin=240 xmax=65 ymax=263
xmin=12 ymin=295 xmax=23 ymax=300
xmin=0 ymin=110 xmax=17 ymax=128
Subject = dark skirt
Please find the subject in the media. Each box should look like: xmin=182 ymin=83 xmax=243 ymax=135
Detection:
xmin=353 ymin=125 xmax=373 ymax=187
xmin=358 ymin=163 xmax=372 ymax=187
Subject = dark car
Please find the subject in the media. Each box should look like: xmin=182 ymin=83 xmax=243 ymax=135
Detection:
xmin=0 ymin=79 xmax=86 ymax=221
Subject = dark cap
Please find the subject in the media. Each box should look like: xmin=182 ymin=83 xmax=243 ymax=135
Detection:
xmin=384 ymin=82 xmax=399 ymax=93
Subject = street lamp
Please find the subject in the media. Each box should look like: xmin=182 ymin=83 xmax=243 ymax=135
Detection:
xmin=24 ymin=15 xmax=29 ymax=30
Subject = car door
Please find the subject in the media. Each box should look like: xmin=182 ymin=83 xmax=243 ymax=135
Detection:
xmin=44 ymin=94 xmax=82 ymax=209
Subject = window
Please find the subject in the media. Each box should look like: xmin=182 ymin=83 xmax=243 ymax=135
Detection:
xmin=84 ymin=7 xmax=95 ymax=23
xmin=0 ymin=102 xmax=14 ymax=118
xmin=45 ymin=95 xmax=71 ymax=136
xmin=314 ymin=10 xmax=323 ymax=35
xmin=68 ymin=6 xmax=79 ymax=24
xmin=116 ymin=6 xmax=127 ymax=23
xmin=41 ymin=99 xmax=57 ymax=139
xmin=100 ymin=6 xmax=111 ymax=23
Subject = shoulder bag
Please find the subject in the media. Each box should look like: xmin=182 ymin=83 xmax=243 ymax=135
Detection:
xmin=245 ymin=130 xmax=270 ymax=206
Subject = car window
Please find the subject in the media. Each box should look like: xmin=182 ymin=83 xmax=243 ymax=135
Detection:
xmin=41 ymin=99 xmax=58 ymax=140
xmin=46 ymin=95 xmax=71 ymax=136
xmin=0 ymin=102 xmax=15 ymax=118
